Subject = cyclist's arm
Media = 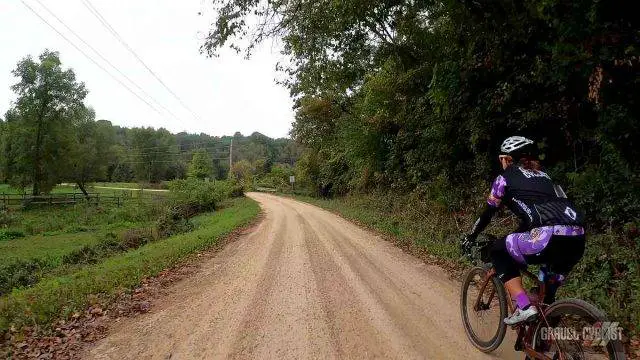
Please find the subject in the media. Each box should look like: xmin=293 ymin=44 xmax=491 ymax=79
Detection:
xmin=469 ymin=175 xmax=506 ymax=237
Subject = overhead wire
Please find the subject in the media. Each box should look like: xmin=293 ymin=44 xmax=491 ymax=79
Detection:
xmin=30 ymin=0 xmax=184 ymax=123
xmin=80 ymin=0 xmax=203 ymax=122
xmin=122 ymin=142 xmax=230 ymax=151
xmin=18 ymin=0 xmax=169 ymax=120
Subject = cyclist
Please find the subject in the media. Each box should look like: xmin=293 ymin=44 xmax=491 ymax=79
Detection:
xmin=464 ymin=136 xmax=586 ymax=325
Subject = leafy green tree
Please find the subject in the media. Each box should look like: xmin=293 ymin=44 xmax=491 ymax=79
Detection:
xmin=187 ymin=149 xmax=214 ymax=180
xmin=0 ymin=118 xmax=6 ymax=183
xmin=110 ymin=162 xmax=135 ymax=182
xmin=204 ymin=0 xmax=639 ymax=216
xmin=130 ymin=127 xmax=176 ymax=182
xmin=229 ymin=159 xmax=252 ymax=188
xmin=166 ymin=161 xmax=187 ymax=180
xmin=69 ymin=115 xmax=116 ymax=196
xmin=4 ymin=50 xmax=87 ymax=194
xmin=260 ymin=163 xmax=294 ymax=191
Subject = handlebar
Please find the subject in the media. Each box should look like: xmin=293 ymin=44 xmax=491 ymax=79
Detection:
xmin=461 ymin=233 xmax=497 ymax=264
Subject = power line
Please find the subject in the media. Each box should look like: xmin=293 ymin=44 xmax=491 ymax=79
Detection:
xmin=119 ymin=146 xmax=229 ymax=154
xmin=120 ymin=141 xmax=230 ymax=151
xmin=118 ymin=145 xmax=231 ymax=156
xmin=31 ymin=0 xmax=184 ymax=123
xmin=80 ymin=0 xmax=203 ymax=122
xmin=121 ymin=148 xmax=231 ymax=157
xmin=19 ymin=0 xmax=168 ymax=120
xmin=116 ymin=159 xmax=229 ymax=164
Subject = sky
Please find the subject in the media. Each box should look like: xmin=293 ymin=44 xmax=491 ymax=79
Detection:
xmin=0 ymin=0 xmax=294 ymax=138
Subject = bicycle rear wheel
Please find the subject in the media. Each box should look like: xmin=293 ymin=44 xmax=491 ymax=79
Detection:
xmin=460 ymin=266 xmax=508 ymax=352
xmin=531 ymin=298 xmax=626 ymax=360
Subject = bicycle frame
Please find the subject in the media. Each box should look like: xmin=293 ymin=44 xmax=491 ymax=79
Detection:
xmin=475 ymin=267 xmax=568 ymax=360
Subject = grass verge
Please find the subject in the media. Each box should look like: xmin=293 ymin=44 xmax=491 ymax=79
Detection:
xmin=0 ymin=196 xmax=260 ymax=332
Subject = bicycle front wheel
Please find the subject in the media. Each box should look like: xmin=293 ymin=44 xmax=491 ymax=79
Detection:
xmin=460 ymin=266 xmax=508 ymax=352
xmin=531 ymin=298 xmax=626 ymax=360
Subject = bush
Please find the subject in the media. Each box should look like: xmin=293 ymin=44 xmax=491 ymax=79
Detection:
xmin=121 ymin=228 xmax=156 ymax=249
xmin=0 ymin=210 xmax=15 ymax=228
xmin=63 ymin=229 xmax=158 ymax=266
xmin=156 ymin=205 xmax=194 ymax=238
xmin=562 ymin=231 xmax=640 ymax=335
xmin=62 ymin=245 xmax=99 ymax=265
xmin=158 ymin=179 xmax=243 ymax=238
xmin=167 ymin=179 xmax=238 ymax=213
xmin=98 ymin=232 xmax=125 ymax=252
xmin=227 ymin=182 xmax=245 ymax=198
xmin=0 ymin=259 xmax=49 ymax=296
xmin=61 ymin=231 xmax=152 ymax=267
xmin=0 ymin=230 xmax=25 ymax=241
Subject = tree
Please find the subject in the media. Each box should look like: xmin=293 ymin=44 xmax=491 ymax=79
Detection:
xmin=204 ymin=0 xmax=639 ymax=214
xmin=0 ymin=118 xmax=6 ymax=183
xmin=130 ymin=127 xmax=176 ymax=182
xmin=229 ymin=159 xmax=252 ymax=187
xmin=68 ymin=115 xmax=116 ymax=196
xmin=187 ymin=149 xmax=214 ymax=180
xmin=4 ymin=50 xmax=87 ymax=195
xmin=110 ymin=162 xmax=134 ymax=182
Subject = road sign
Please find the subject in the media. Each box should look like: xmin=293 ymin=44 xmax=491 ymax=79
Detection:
xmin=289 ymin=176 xmax=295 ymax=183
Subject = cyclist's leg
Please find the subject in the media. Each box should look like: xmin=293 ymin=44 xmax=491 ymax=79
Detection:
xmin=541 ymin=234 xmax=586 ymax=304
xmin=491 ymin=234 xmax=528 ymax=310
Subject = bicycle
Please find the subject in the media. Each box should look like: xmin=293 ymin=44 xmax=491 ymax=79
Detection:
xmin=460 ymin=234 xmax=626 ymax=360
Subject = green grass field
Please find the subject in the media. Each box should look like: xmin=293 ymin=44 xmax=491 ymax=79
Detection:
xmin=0 ymin=196 xmax=260 ymax=332
xmin=0 ymin=198 xmax=166 ymax=300
xmin=0 ymin=183 xmax=81 ymax=194
xmin=0 ymin=232 xmax=102 ymax=265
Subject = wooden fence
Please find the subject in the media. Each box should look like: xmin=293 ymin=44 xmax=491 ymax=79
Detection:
xmin=0 ymin=193 xmax=124 ymax=208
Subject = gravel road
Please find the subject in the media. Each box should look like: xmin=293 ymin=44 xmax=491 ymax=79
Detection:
xmin=86 ymin=192 xmax=518 ymax=359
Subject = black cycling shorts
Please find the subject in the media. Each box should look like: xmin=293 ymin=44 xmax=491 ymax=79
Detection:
xmin=491 ymin=234 xmax=586 ymax=283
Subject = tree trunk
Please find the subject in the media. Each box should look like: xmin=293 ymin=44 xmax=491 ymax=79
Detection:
xmin=32 ymin=93 xmax=49 ymax=196
xmin=77 ymin=182 xmax=89 ymax=199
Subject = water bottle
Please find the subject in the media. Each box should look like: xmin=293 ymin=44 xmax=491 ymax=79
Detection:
xmin=528 ymin=266 xmax=548 ymax=305
xmin=538 ymin=265 xmax=548 ymax=282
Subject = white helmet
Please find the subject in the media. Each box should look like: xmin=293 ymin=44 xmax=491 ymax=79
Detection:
xmin=500 ymin=136 xmax=534 ymax=155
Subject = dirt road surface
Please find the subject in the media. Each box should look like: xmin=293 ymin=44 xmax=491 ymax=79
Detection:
xmin=86 ymin=193 xmax=519 ymax=360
